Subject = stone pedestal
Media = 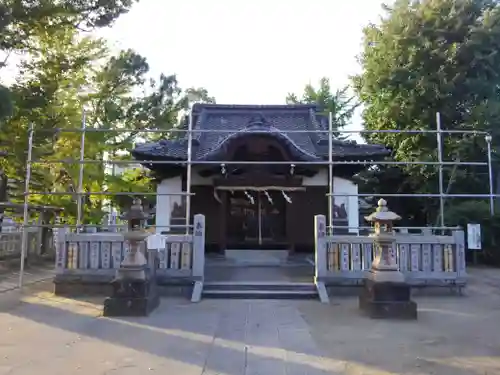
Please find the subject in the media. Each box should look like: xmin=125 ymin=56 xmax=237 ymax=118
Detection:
xmin=359 ymin=277 xmax=417 ymax=320
xmin=103 ymin=266 xmax=160 ymax=317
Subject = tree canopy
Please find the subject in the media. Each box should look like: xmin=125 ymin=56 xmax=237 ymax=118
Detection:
xmin=0 ymin=2 xmax=215 ymax=224
xmin=0 ymin=0 xmax=137 ymax=52
xmin=352 ymin=0 xmax=500 ymax=226
xmin=286 ymin=78 xmax=358 ymax=139
xmin=0 ymin=0 xmax=139 ymax=123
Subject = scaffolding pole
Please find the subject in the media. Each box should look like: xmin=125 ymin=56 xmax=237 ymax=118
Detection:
xmin=76 ymin=109 xmax=86 ymax=232
xmin=18 ymin=123 xmax=34 ymax=288
xmin=19 ymin=191 xmax=500 ymax=198
xmin=436 ymin=112 xmax=445 ymax=227
xmin=486 ymin=134 xmax=495 ymax=215
xmin=28 ymin=159 xmax=490 ymax=166
xmin=185 ymin=111 xmax=193 ymax=234
xmin=32 ymin=127 xmax=491 ymax=135
xmin=2 ymin=223 xmax=194 ymax=229
xmin=325 ymin=193 xmax=500 ymax=198
xmin=327 ymin=112 xmax=333 ymax=235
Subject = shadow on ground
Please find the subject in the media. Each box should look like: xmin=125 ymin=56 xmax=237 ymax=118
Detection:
xmin=1 ymin=267 xmax=500 ymax=374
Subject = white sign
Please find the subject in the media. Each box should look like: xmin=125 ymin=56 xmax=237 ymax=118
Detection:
xmin=467 ymin=224 xmax=482 ymax=250
xmin=147 ymin=234 xmax=166 ymax=250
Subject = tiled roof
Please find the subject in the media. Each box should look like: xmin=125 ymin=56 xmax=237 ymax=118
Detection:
xmin=132 ymin=104 xmax=389 ymax=163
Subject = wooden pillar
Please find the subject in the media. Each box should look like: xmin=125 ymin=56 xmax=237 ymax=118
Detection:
xmin=219 ymin=191 xmax=227 ymax=253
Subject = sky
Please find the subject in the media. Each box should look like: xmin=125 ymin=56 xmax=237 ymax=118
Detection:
xmin=96 ymin=0 xmax=388 ymax=105
xmin=2 ymin=0 xmax=391 ymax=137
xmin=95 ymin=0 xmax=390 ymax=138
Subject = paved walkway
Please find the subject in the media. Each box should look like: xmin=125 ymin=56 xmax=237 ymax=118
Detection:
xmin=0 ymin=268 xmax=500 ymax=374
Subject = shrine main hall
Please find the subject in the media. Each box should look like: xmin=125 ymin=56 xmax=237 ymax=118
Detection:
xmin=132 ymin=104 xmax=388 ymax=253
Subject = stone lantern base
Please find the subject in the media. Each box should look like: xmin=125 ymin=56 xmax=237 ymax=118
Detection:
xmin=103 ymin=265 xmax=160 ymax=317
xmin=359 ymin=275 xmax=417 ymax=320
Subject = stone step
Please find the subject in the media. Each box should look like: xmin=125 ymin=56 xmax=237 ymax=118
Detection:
xmin=202 ymin=281 xmax=319 ymax=300
xmin=203 ymin=289 xmax=319 ymax=300
xmin=204 ymin=281 xmax=316 ymax=291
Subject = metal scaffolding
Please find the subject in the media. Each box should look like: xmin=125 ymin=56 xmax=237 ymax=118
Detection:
xmin=15 ymin=109 xmax=496 ymax=287
xmin=327 ymin=112 xmax=334 ymax=235
xmin=436 ymin=112 xmax=445 ymax=227
xmin=185 ymin=111 xmax=194 ymax=235
xmin=76 ymin=109 xmax=86 ymax=231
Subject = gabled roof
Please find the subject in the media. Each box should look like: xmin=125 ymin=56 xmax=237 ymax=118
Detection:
xmin=132 ymin=104 xmax=389 ymax=164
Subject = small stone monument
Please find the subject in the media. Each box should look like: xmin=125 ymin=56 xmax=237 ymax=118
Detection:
xmin=103 ymin=198 xmax=160 ymax=317
xmin=359 ymin=199 xmax=417 ymax=319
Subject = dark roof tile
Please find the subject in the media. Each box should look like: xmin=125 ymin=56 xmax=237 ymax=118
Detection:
xmin=131 ymin=104 xmax=389 ymax=163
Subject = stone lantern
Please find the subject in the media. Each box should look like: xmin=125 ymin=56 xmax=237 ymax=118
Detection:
xmin=359 ymin=198 xmax=417 ymax=319
xmin=365 ymin=198 xmax=403 ymax=281
xmin=118 ymin=198 xmax=149 ymax=279
xmin=103 ymin=198 xmax=160 ymax=317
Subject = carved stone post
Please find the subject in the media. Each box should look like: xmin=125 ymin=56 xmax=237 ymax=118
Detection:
xmin=103 ymin=198 xmax=160 ymax=317
xmin=359 ymin=199 xmax=417 ymax=319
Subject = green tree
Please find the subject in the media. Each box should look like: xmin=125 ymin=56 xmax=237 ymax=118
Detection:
xmin=0 ymin=85 xmax=12 ymax=121
xmin=352 ymin=0 xmax=500 ymax=224
xmin=0 ymin=25 xmax=109 ymax=222
xmin=89 ymin=50 xmax=215 ymax=214
xmin=286 ymin=78 xmax=358 ymax=139
xmin=1 ymin=23 xmax=215 ymax=224
xmin=0 ymin=0 xmax=137 ymax=51
xmin=0 ymin=0 xmax=139 ymax=123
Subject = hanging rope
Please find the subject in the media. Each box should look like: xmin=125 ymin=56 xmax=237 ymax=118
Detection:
xmin=264 ymin=190 xmax=273 ymax=205
xmin=282 ymin=190 xmax=292 ymax=203
xmin=244 ymin=190 xmax=255 ymax=204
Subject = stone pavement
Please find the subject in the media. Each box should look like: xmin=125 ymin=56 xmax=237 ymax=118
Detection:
xmin=1 ymin=296 xmax=343 ymax=374
xmin=1 ymin=267 xmax=500 ymax=374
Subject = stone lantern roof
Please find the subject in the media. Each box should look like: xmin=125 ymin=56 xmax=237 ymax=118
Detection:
xmin=121 ymin=198 xmax=149 ymax=222
xmin=364 ymin=199 xmax=401 ymax=223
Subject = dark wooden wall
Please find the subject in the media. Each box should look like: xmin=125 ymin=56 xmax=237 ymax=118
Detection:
xmin=190 ymin=185 xmax=327 ymax=253
xmin=288 ymin=187 xmax=328 ymax=252
xmin=190 ymin=186 xmax=220 ymax=252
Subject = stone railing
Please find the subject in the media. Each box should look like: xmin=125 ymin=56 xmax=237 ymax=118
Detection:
xmin=54 ymin=214 xmax=205 ymax=297
xmin=314 ymin=215 xmax=466 ymax=290
xmin=0 ymin=227 xmax=40 ymax=259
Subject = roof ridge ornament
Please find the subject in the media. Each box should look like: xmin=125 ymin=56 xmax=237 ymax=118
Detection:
xmin=247 ymin=113 xmax=268 ymax=127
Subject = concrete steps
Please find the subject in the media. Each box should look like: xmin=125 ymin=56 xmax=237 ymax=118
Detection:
xmin=202 ymin=281 xmax=319 ymax=300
